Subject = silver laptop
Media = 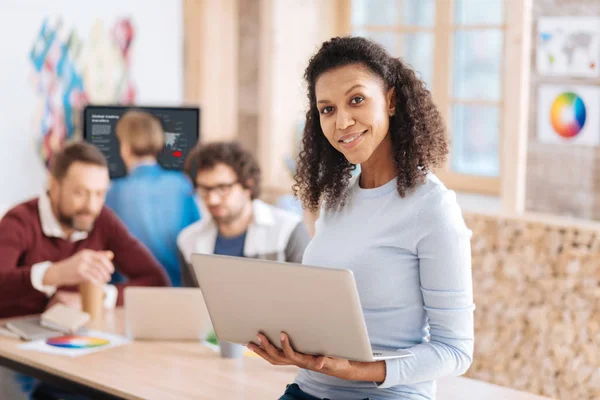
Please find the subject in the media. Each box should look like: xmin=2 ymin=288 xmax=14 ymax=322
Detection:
xmin=124 ymin=287 xmax=213 ymax=341
xmin=190 ymin=253 xmax=413 ymax=362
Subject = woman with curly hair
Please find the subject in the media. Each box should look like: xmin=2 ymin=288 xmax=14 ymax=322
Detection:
xmin=248 ymin=36 xmax=474 ymax=400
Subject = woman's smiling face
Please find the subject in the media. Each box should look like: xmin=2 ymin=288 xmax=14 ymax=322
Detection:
xmin=315 ymin=63 xmax=395 ymax=165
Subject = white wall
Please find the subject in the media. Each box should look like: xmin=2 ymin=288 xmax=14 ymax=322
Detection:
xmin=0 ymin=0 xmax=183 ymax=208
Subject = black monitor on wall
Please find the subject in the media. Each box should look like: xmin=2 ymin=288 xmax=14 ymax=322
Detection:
xmin=83 ymin=105 xmax=200 ymax=179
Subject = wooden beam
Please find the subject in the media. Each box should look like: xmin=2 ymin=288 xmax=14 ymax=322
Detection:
xmin=337 ymin=0 xmax=352 ymax=36
xmin=183 ymin=0 xmax=202 ymax=104
xmin=436 ymin=170 xmax=501 ymax=195
xmin=183 ymin=0 xmax=239 ymax=142
xmin=500 ymin=0 xmax=532 ymax=214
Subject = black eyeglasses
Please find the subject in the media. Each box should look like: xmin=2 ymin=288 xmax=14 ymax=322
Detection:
xmin=196 ymin=181 xmax=239 ymax=198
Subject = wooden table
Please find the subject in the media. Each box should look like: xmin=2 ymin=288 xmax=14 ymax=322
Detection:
xmin=0 ymin=310 xmax=551 ymax=400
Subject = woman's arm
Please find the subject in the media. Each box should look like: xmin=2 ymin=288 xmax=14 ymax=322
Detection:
xmin=377 ymin=189 xmax=475 ymax=388
xmin=248 ymin=332 xmax=387 ymax=382
xmin=344 ymin=360 xmax=386 ymax=382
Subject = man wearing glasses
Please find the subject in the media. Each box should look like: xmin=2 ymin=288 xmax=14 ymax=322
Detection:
xmin=177 ymin=141 xmax=310 ymax=286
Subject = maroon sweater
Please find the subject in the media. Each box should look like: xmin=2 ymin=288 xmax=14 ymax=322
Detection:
xmin=0 ymin=198 xmax=170 ymax=318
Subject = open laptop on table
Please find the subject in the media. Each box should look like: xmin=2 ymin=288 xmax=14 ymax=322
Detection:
xmin=124 ymin=287 xmax=213 ymax=341
xmin=190 ymin=253 xmax=413 ymax=362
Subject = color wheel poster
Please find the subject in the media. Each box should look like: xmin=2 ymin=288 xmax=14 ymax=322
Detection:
xmin=19 ymin=330 xmax=129 ymax=357
xmin=537 ymin=85 xmax=600 ymax=146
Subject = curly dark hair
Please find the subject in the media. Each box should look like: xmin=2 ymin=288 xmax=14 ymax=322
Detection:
xmin=293 ymin=36 xmax=448 ymax=212
xmin=184 ymin=141 xmax=261 ymax=200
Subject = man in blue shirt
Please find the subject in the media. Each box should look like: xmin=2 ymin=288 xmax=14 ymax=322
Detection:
xmin=106 ymin=110 xmax=200 ymax=286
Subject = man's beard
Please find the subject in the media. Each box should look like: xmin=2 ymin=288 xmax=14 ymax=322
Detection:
xmin=212 ymin=206 xmax=245 ymax=226
xmin=56 ymin=203 xmax=97 ymax=232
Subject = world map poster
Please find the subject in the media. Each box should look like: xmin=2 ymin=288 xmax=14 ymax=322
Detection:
xmin=536 ymin=17 xmax=600 ymax=78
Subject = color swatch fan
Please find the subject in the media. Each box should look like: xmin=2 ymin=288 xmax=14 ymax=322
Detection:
xmin=47 ymin=335 xmax=110 ymax=349
xmin=19 ymin=330 xmax=129 ymax=357
xmin=538 ymin=85 xmax=600 ymax=146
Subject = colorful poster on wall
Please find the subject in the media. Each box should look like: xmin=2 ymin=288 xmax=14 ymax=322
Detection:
xmin=29 ymin=17 xmax=136 ymax=168
xmin=536 ymin=17 xmax=600 ymax=77
xmin=537 ymin=84 xmax=600 ymax=146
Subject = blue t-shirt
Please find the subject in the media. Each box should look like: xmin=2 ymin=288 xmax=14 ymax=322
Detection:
xmin=213 ymin=231 xmax=247 ymax=257
xmin=106 ymin=163 xmax=201 ymax=286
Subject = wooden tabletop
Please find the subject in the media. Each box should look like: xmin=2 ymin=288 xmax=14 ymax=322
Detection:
xmin=0 ymin=309 xmax=550 ymax=400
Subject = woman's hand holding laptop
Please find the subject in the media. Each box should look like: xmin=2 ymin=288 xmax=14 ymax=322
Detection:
xmin=248 ymin=332 xmax=386 ymax=383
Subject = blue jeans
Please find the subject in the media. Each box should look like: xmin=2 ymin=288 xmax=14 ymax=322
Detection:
xmin=279 ymin=383 xmax=370 ymax=400
xmin=0 ymin=368 xmax=87 ymax=400
xmin=31 ymin=382 xmax=89 ymax=400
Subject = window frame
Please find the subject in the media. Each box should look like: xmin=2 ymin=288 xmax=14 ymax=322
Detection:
xmin=338 ymin=0 xmax=531 ymax=212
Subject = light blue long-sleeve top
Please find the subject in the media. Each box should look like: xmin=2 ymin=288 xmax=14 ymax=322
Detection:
xmin=295 ymin=173 xmax=475 ymax=400
xmin=105 ymin=163 xmax=201 ymax=286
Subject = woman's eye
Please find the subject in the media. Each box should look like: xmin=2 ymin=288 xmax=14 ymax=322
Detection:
xmin=350 ymin=96 xmax=364 ymax=105
xmin=321 ymin=106 xmax=334 ymax=114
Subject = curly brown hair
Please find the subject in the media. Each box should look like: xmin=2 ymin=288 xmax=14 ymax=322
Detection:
xmin=184 ymin=141 xmax=262 ymax=200
xmin=293 ymin=36 xmax=448 ymax=212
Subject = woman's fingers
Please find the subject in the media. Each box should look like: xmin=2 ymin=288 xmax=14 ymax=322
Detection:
xmin=280 ymin=332 xmax=300 ymax=362
xmin=247 ymin=343 xmax=285 ymax=365
xmin=256 ymin=333 xmax=286 ymax=364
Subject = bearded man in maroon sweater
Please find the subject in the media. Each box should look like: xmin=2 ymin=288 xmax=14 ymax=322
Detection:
xmin=0 ymin=141 xmax=169 ymax=319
